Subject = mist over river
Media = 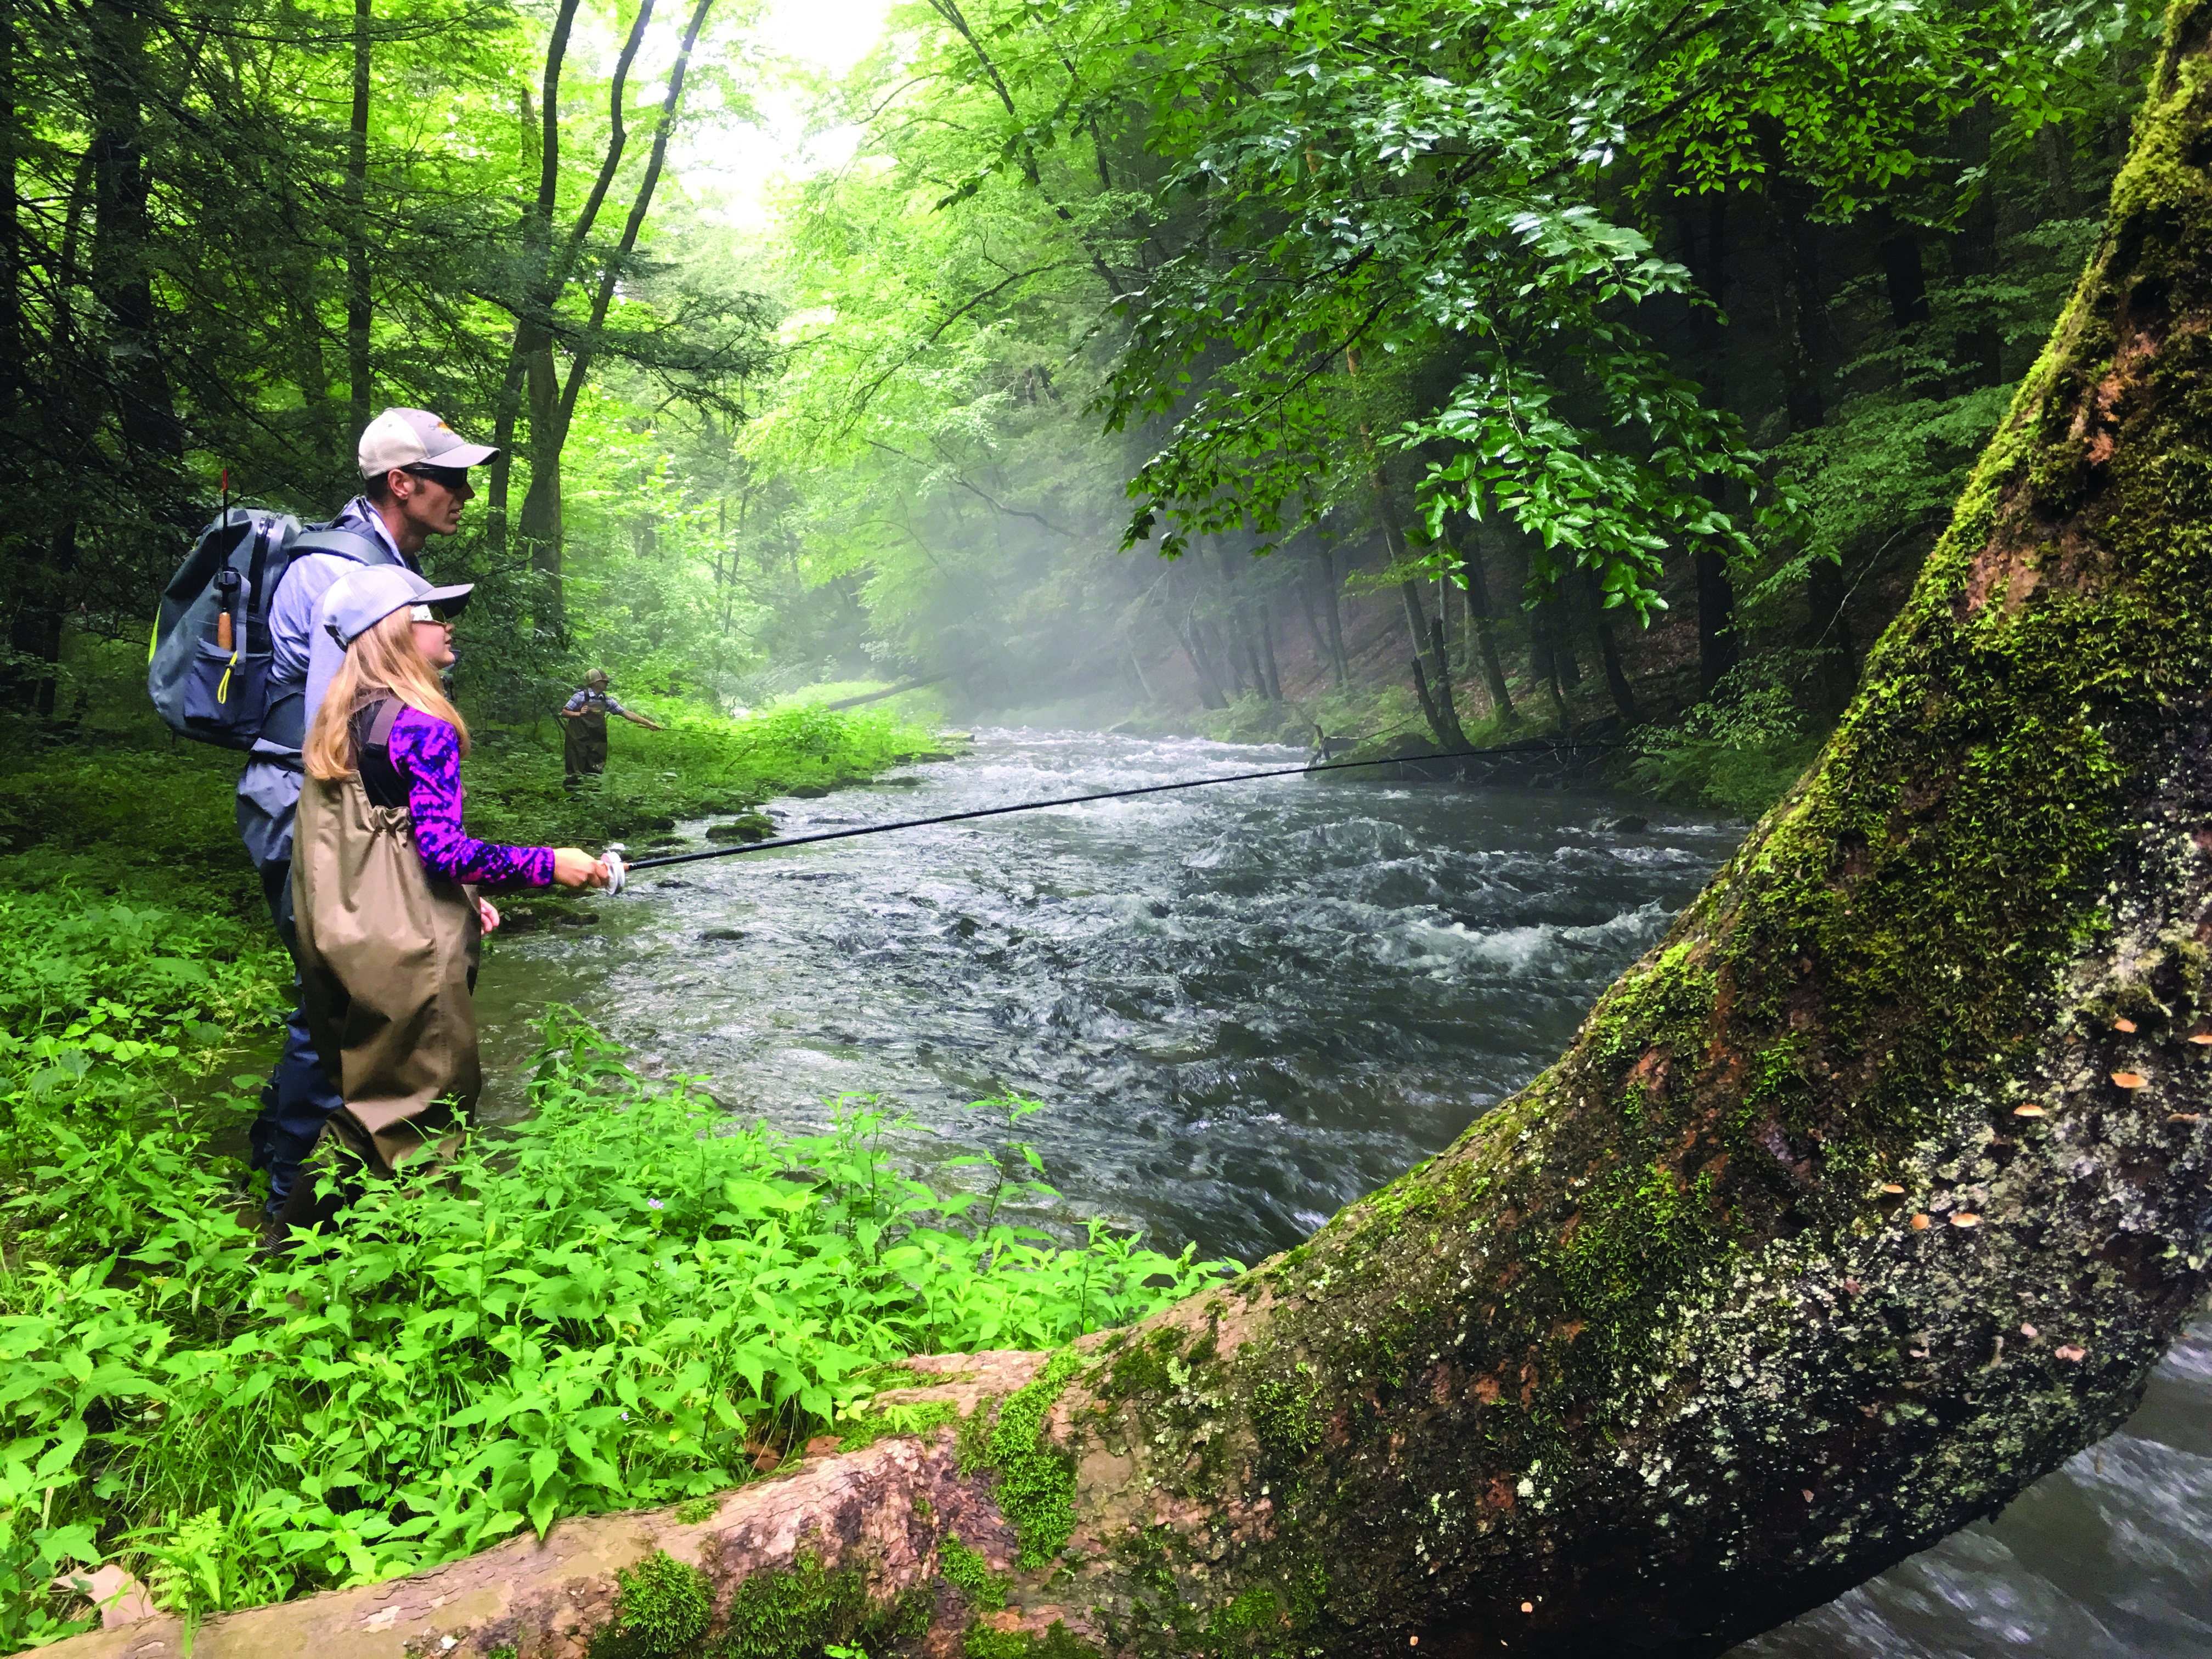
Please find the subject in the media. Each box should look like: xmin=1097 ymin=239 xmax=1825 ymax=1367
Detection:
xmin=474 ymin=729 xmax=2210 ymax=1657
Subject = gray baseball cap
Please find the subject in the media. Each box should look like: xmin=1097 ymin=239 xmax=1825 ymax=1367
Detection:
xmin=357 ymin=407 xmax=500 ymax=477
xmin=320 ymin=565 xmax=475 ymax=651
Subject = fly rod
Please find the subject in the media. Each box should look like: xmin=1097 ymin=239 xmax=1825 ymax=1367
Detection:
xmin=601 ymin=738 xmax=1622 ymax=892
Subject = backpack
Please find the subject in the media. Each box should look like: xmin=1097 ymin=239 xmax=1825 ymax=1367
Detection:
xmin=147 ymin=507 xmax=397 ymax=751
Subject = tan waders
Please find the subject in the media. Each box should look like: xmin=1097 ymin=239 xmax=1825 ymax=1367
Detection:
xmin=282 ymin=701 xmax=479 ymax=1226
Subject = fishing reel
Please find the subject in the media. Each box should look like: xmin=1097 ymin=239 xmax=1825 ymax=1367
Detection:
xmin=602 ymin=843 xmax=628 ymax=896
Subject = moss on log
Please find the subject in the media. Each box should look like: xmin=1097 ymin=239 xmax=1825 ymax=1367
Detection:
xmin=42 ymin=5 xmax=2212 ymax=1656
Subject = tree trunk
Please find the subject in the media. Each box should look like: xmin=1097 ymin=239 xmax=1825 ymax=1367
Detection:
xmin=1217 ymin=543 xmax=1279 ymax=701
xmin=486 ymin=0 xmax=584 ymax=559
xmin=2039 ymin=121 xmax=2079 ymax=215
xmin=0 ymin=0 xmax=21 ymax=425
xmin=1771 ymin=181 xmax=1857 ymax=719
xmin=1172 ymin=616 xmax=1227 ymax=708
xmin=1293 ymin=561 xmax=1331 ymax=678
xmin=57 ymin=12 xmax=2212 ymax=1659
xmin=1316 ymin=543 xmax=1350 ymax=685
xmin=1396 ymin=577 xmax=1466 ymax=747
xmin=1948 ymin=101 xmax=2005 ymax=393
xmin=85 ymin=0 xmax=178 ymax=465
xmin=1582 ymin=565 xmax=1639 ymax=724
xmin=545 ymin=0 xmax=715 ymax=453
xmin=1458 ymin=532 xmax=1516 ymax=725
xmin=1427 ymin=617 xmax=1467 ymax=747
xmin=1534 ymin=585 xmax=1579 ymax=692
xmin=346 ymin=0 xmax=372 ymax=437
xmin=519 ymin=343 xmax=562 ymax=597
xmin=1205 ymin=617 xmax=1247 ymax=698
xmin=8 ymin=521 xmax=69 ymax=717
xmin=1257 ymin=604 xmax=1284 ymax=702
xmin=1681 ymin=190 xmax=1737 ymax=699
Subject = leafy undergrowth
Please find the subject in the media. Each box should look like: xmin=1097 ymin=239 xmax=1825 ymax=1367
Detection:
xmin=0 ymin=1017 xmax=1234 ymax=1643
xmin=1627 ymin=657 xmax=1832 ymax=818
xmin=0 ymin=881 xmax=289 ymax=1122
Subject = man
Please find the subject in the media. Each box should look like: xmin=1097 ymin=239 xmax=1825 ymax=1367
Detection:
xmin=238 ymin=407 xmax=498 ymax=1222
xmin=558 ymin=668 xmax=663 ymax=784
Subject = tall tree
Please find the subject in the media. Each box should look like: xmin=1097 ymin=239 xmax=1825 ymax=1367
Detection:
xmin=346 ymin=0 xmax=374 ymax=437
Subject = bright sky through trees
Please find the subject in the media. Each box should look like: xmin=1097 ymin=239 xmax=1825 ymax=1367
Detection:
xmin=687 ymin=0 xmax=893 ymax=227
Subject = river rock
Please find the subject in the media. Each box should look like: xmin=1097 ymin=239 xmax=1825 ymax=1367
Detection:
xmin=706 ymin=814 xmax=776 ymax=842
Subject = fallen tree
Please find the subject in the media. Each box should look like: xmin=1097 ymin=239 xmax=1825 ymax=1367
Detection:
xmin=43 ymin=7 xmax=2212 ymax=1656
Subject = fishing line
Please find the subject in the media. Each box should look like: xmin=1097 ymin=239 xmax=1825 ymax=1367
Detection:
xmin=606 ymin=738 xmax=1623 ymax=887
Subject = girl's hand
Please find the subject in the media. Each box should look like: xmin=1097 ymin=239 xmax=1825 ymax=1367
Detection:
xmin=551 ymin=847 xmax=610 ymax=888
xmin=477 ymin=898 xmax=501 ymax=933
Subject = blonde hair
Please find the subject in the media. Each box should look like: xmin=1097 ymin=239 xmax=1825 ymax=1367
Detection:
xmin=304 ymin=606 xmax=470 ymax=781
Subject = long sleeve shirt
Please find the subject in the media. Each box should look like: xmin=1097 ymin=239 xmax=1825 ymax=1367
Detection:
xmin=236 ymin=498 xmax=416 ymax=868
xmin=385 ymin=707 xmax=556 ymax=887
xmin=562 ymin=688 xmax=628 ymax=716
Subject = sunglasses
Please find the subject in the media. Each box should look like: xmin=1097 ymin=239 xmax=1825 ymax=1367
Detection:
xmin=409 ymin=603 xmax=455 ymax=625
xmin=402 ymin=463 xmax=472 ymax=491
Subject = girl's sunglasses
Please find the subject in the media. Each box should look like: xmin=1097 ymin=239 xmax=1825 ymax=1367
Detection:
xmin=409 ymin=603 xmax=455 ymax=625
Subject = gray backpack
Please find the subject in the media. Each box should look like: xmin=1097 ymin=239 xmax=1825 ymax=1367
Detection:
xmin=147 ymin=507 xmax=396 ymax=750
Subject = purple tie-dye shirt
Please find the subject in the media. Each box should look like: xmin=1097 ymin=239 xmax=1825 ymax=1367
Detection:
xmin=387 ymin=706 xmax=556 ymax=887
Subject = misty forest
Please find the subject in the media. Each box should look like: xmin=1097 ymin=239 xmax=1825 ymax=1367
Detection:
xmin=4 ymin=0 xmax=2212 ymax=1654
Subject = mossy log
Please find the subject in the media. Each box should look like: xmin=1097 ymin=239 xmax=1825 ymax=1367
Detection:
xmin=44 ymin=10 xmax=2212 ymax=1659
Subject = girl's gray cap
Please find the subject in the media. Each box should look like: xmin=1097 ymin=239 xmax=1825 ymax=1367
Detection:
xmin=321 ymin=565 xmax=475 ymax=650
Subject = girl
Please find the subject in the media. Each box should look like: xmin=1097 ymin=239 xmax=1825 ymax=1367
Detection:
xmin=286 ymin=567 xmax=605 ymax=1220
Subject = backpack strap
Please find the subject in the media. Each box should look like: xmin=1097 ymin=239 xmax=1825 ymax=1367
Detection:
xmin=368 ymin=695 xmax=405 ymax=745
xmin=291 ymin=527 xmax=400 ymax=567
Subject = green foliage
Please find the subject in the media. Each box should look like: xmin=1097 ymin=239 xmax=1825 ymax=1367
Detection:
xmin=0 ymin=1016 xmax=1233 ymax=1630
xmin=899 ymin=0 xmax=2152 ymax=605
xmin=961 ymin=1622 xmax=1098 ymax=1659
xmin=591 ymin=1551 xmax=713 ymax=1659
xmin=938 ymin=1534 xmax=1007 ymax=1611
xmin=958 ymin=1351 xmax=1085 ymax=1570
xmin=833 ymin=1400 xmax=957 ymax=1454
xmin=715 ymin=1553 xmax=929 ymax=1659
xmin=0 ymin=887 xmax=287 ymax=1116
xmin=1628 ymin=660 xmax=1829 ymax=816
xmin=0 ymin=1515 xmax=102 ymax=1647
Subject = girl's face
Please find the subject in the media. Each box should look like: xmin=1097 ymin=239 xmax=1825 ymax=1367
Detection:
xmin=413 ymin=617 xmax=456 ymax=669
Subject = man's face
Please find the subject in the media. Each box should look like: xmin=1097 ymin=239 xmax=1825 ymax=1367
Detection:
xmin=390 ymin=464 xmax=475 ymax=537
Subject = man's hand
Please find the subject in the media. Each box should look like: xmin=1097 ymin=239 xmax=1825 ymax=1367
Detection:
xmin=477 ymin=898 xmax=501 ymax=933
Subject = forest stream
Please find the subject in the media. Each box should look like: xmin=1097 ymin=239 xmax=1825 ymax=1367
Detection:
xmin=471 ymin=730 xmax=2209 ymax=1657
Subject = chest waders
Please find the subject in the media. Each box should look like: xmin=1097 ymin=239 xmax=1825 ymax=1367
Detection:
xmin=283 ymin=698 xmax=480 ymax=1224
xmin=565 ymin=699 xmax=611 ymax=780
